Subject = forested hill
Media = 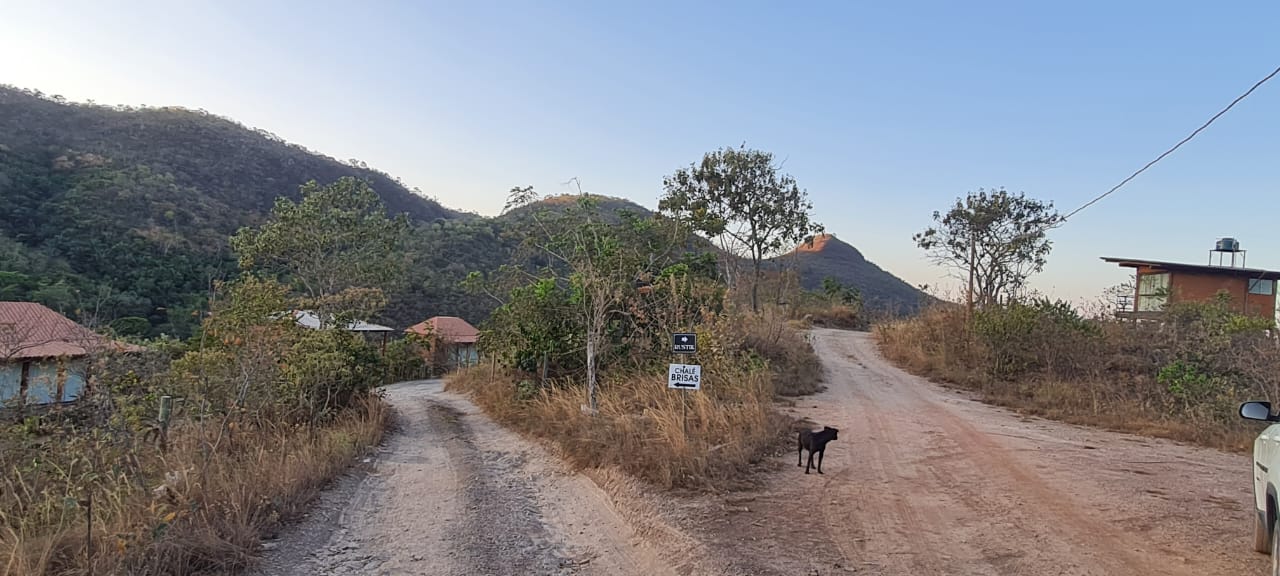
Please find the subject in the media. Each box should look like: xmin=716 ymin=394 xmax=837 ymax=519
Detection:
xmin=0 ymin=86 xmax=926 ymax=337
xmin=0 ymin=86 xmax=455 ymax=221
xmin=771 ymin=234 xmax=929 ymax=314
xmin=0 ymin=85 xmax=458 ymax=335
xmin=498 ymin=193 xmax=654 ymax=221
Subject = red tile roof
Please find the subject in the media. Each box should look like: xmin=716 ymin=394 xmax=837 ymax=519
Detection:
xmin=405 ymin=316 xmax=479 ymax=344
xmin=0 ymin=302 xmax=110 ymax=360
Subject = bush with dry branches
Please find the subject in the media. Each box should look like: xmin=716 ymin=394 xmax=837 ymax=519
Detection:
xmin=877 ymin=296 xmax=1280 ymax=451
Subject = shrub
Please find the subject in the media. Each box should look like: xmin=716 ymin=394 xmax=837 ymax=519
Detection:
xmin=450 ymin=303 xmax=819 ymax=489
xmin=1 ymin=276 xmax=393 ymax=575
xmin=449 ymin=345 xmax=783 ymax=489
xmin=877 ymin=298 xmax=1280 ymax=451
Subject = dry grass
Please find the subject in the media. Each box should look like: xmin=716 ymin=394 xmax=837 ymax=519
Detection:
xmin=737 ymin=310 xmax=825 ymax=397
xmin=0 ymin=396 xmax=389 ymax=576
xmin=799 ymin=304 xmax=863 ymax=330
xmin=876 ymin=303 xmax=1274 ymax=452
xmin=450 ymin=363 xmax=785 ymax=490
xmin=448 ymin=311 xmax=823 ymax=490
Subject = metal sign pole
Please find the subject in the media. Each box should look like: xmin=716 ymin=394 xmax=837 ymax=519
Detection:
xmin=682 ymin=389 xmax=687 ymax=436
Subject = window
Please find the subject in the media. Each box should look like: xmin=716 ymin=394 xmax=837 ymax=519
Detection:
xmin=1137 ymin=272 xmax=1170 ymax=312
xmin=1250 ymin=279 xmax=1275 ymax=296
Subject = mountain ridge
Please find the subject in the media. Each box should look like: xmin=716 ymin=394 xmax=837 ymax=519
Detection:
xmin=772 ymin=233 xmax=928 ymax=314
xmin=0 ymin=85 xmax=924 ymax=334
xmin=0 ymin=85 xmax=457 ymax=223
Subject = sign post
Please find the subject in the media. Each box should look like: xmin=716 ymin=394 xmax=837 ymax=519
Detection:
xmin=671 ymin=333 xmax=697 ymax=354
xmin=669 ymin=332 xmax=700 ymax=435
xmin=667 ymin=363 xmax=702 ymax=390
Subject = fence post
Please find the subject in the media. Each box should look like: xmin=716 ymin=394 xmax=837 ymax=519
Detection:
xmin=158 ymin=395 xmax=172 ymax=452
xmin=85 ymin=490 xmax=93 ymax=576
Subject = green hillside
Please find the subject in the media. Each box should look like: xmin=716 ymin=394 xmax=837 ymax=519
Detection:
xmin=0 ymin=87 xmax=926 ymax=336
xmin=498 ymin=193 xmax=653 ymax=221
xmin=0 ymin=85 xmax=458 ymax=335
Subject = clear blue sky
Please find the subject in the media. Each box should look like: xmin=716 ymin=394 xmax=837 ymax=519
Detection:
xmin=3 ymin=0 xmax=1277 ymax=304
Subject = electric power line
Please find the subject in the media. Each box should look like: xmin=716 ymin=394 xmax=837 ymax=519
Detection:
xmin=1060 ymin=64 xmax=1280 ymax=223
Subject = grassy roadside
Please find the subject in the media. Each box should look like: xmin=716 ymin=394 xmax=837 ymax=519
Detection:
xmin=0 ymin=396 xmax=388 ymax=576
xmin=876 ymin=302 xmax=1276 ymax=453
xmin=448 ymin=311 xmax=823 ymax=490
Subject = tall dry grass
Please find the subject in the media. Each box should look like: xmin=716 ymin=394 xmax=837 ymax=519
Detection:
xmin=737 ymin=308 xmax=825 ymax=397
xmin=449 ymin=310 xmax=820 ymax=489
xmin=451 ymin=367 xmax=782 ymax=489
xmin=877 ymin=300 xmax=1280 ymax=452
xmin=0 ymin=396 xmax=388 ymax=576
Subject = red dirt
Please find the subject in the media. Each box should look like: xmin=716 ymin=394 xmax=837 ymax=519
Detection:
xmin=683 ymin=328 xmax=1264 ymax=575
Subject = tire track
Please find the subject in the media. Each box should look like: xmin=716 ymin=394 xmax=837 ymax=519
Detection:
xmin=254 ymin=380 xmax=676 ymax=576
xmin=706 ymin=328 xmax=1263 ymax=575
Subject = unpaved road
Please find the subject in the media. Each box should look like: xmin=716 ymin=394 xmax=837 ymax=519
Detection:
xmin=253 ymin=380 xmax=675 ymax=576
xmin=257 ymin=329 xmax=1265 ymax=575
xmin=690 ymin=328 xmax=1265 ymax=575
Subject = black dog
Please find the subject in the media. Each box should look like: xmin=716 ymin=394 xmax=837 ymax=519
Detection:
xmin=797 ymin=426 xmax=839 ymax=474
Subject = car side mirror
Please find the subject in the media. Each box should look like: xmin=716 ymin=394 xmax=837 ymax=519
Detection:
xmin=1240 ymin=401 xmax=1276 ymax=422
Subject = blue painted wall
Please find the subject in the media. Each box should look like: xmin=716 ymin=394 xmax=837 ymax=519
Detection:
xmin=0 ymin=363 xmax=19 ymax=404
xmin=62 ymin=359 xmax=87 ymax=401
xmin=450 ymin=344 xmax=479 ymax=367
xmin=24 ymin=361 xmax=58 ymax=405
xmin=0 ymin=358 xmax=89 ymax=405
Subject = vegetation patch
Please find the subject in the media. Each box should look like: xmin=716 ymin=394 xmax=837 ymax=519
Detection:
xmin=450 ymin=152 xmax=832 ymax=489
xmin=877 ymin=296 xmax=1278 ymax=452
xmin=0 ymin=178 xmax=411 ymax=575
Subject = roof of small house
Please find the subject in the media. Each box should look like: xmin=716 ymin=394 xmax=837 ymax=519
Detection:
xmin=285 ymin=310 xmax=395 ymax=332
xmin=405 ymin=316 xmax=479 ymax=344
xmin=0 ymin=302 xmax=110 ymax=360
xmin=1101 ymin=257 xmax=1280 ymax=281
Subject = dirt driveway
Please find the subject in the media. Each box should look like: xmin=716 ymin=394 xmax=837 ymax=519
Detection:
xmin=687 ymin=328 xmax=1266 ymax=575
xmin=252 ymin=380 xmax=675 ymax=576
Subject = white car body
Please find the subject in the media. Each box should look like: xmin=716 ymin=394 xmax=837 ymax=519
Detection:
xmin=1241 ymin=400 xmax=1280 ymax=573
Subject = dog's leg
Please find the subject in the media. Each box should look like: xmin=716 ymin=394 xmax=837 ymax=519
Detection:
xmin=797 ymin=435 xmax=803 ymax=467
xmin=817 ymin=448 xmax=825 ymax=474
xmin=805 ymin=450 xmax=813 ymax=474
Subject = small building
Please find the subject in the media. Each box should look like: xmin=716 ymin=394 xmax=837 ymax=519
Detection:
xmin=281 ymin=309 xmax=396 ymax=350
xmin=0 ymin=302 xmax=108 ymax=405
xmin=1103 ymin=239 xmax=1280 ymax=320
xmin=283 ymin=310 xmax=395 ymax=334
xmin=405 ymin=316 xmax=480 ymax=369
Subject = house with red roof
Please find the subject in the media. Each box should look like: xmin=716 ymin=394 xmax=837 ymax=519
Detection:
xmin=404 ymin=316 xmax=480 ymax=369
xmin=0 ymin=301 xmax=124 ymax=405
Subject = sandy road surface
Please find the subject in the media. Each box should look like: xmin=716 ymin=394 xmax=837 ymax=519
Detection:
xmin=252 ymin=380 xmax=675 ymax=576
xmin=255 ymin=331 xmax=1267 ymax=576
xmin=691 ymin=328 xmax=1265 ymax=575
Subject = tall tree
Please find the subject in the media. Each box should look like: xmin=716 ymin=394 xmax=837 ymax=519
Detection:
xmin=913 ymin=188 xmax=1062 ymax=309
xmin=230 ymin=177 xmax=409 ymax=319
xmin=533 ymin=195 xmax=656 ymax=412
xmin=659 ymin=145 xmax=823 ymax=312
xmin=474 ymin=193 xmax=716 ymax=412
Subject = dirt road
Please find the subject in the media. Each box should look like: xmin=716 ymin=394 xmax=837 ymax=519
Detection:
xmin=690 ymin=328 xmax=1265 ymax=575
xmin=253 ymin=380 xmax=676 ymax=576
xmin=257 ymin=329 xmax=1265 ymax=575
